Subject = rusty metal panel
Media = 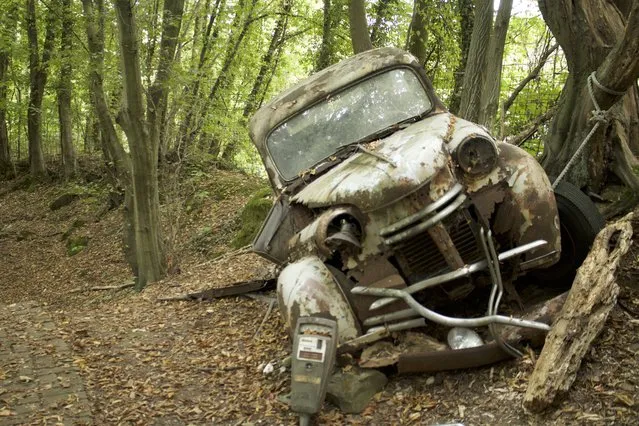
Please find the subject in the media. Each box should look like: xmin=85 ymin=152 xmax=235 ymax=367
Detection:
xmin=277 ymin=257 xmax=361 ymax=344
xmin=291 ymin=114 xmax=452 ymax=211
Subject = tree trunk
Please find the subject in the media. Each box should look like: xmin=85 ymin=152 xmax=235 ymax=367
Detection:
xmin=448 ymin=0 xmax=474 ymax=115
xmin=316 ymin=0 xmax=340 ymax=71
xmin=370 ymin=0 xmax=395 ymax=47
xmin=0 ymin=33 xmax=13 ymax=175
xmin=82 ymin=0 xmax=137 ymax=272
xmin=148 ymin=0 xmax=184 ymax=162
xmin=188 ymin=0 xmax=258 ymax=148
xmin=406 ymin=0 xmax=429 ymax=65
xmin=457 ymin=0 xmax=492 ymax=122
xmin=243 ymin=0 xmax=291 ymax=117
xmin=58 ymin=0 xmax=76 ymax=178
xmin=114 ymin=0 xmax=177 ymax=289
xmin=539 ymin=0 xmax=639 ymax=194
xmin=26 ymin=0 xmax=57 ymax=178
xmin=349 ymin=0 xmax=373 ymax=54
xmin=477 ymin=0 xmax=512 ymax=130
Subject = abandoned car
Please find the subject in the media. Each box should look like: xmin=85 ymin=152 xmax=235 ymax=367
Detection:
xmin=248 ymin=47 xmax=604 ymax=366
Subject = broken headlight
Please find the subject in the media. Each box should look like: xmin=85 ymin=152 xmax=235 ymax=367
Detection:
xmin=315 ymin=207 xmax=365 ymax=255
xmin=455 ymin=136 xmax=497 ymax=177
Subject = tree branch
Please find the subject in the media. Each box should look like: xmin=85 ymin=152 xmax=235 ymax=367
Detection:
xmin=502 ymin=43 xmax=558 ymax=113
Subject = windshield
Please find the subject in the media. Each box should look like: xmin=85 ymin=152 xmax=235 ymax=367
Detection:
xmin=266 ymin=68 xmax=432 ymax=181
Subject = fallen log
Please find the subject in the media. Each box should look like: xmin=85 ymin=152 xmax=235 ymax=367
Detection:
xmin=523 ymin=213 xmax=633 ymax=412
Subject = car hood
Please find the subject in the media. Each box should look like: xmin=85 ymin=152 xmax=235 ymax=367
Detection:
xmin=291 ymin=113 xmax=453 ymax=211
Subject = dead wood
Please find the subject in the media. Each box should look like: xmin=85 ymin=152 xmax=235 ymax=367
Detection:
xmin=523 ymin=213 xmax=634 ymax=412
xmin=501 ymin=292 xmax=568 ymax=347
xmin=70 ymin=282 xmax=135 ymax=293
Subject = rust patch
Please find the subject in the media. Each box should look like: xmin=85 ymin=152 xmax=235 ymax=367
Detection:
xmin=443 ymin=114 xmax=457 ymax=144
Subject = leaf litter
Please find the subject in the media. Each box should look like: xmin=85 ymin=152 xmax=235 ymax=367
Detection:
xmin=1 ymin=174 xmax=638 ymax=424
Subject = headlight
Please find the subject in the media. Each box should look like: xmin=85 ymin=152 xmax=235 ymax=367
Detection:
xmin=455 ymin=136 xmax=498 ymax=177
xmin=314 ymin=207 xmax=365 ymax=254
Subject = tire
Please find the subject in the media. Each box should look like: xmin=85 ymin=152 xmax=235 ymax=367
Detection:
xmin=539 ymin=180 xmax=605 ymax=285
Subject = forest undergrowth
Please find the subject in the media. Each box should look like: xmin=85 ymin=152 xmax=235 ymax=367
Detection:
xmin=1 ymin=161 xmax=638 ymax=424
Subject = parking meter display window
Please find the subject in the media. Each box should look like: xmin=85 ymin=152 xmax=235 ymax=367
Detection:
xmin=297 ymin=336 xmax=327 ymax=362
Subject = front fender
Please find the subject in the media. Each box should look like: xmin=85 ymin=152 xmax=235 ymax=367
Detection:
xmin=277 ymin=256 xmax=361 ymax=344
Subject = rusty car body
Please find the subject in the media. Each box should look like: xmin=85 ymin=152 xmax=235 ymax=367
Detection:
xmin=248 ymin=47 xmax=578 ymax=359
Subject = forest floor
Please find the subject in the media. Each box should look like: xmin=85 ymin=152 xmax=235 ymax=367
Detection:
xmin=1 ymin=165 xmax=639 ymax=425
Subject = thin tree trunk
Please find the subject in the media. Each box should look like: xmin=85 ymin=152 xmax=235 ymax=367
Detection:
xmin=370 ymin=0 xmax=395 ymax=46
xmin=349 ymin=0 xmax=373 ymax=53
xmin=148 ymin=0 xmax=184 ymax=164
xmin=0 ymin=5 xmax=17 ymax=176
xmin=477 ymin=0 xmax=512 ymax=130
xmin=58 ymin=0 xmax=76 ymax=178
xmin=448 ymin=0 xmax=473 ymax=114
xmin=188 ymin=0 xmax=259 ymax=146
xmin=243 ymin=0 xmax=291 ymax=117
xmin=539 ymin=0 xmax=639 ymax=194
xmin=176 ymin=0 xmax=225 ymax=157
xmin=82 ymin=0 xmax=136 ymax=271
xmin=316 ymin=0 xmax=336 ymax=71
xmin=26 ymin=0 xmax=57 ymax=177
xmin=0 ymin=39 xmax=13 ymax=174
xmin=0 ymin=52 xmax=11 ymax=175
xmin=406 ymin=0 xmax=429 ymax=65
xmin=457 ymin=0 xmax=492 ymax=122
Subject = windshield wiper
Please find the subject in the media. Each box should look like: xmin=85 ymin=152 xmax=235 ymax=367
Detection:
xmin=355 ymin=144 xmax=397 ymax=168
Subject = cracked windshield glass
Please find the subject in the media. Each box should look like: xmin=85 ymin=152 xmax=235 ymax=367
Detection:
xmin=267 ymin=68 xmax=432 ymax=180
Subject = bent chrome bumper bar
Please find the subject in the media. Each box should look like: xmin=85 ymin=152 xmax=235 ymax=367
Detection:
xmin=351 ymin=231 xmax=552 ymax=354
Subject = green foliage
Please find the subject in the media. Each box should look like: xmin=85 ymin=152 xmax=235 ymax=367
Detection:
xmin=0 ymin=0 xmax=566 ymax=180
xmin=231 ymin=187 xmax=273 ymax=248
xmin=66 ymin=235 xmax=89 ymax=256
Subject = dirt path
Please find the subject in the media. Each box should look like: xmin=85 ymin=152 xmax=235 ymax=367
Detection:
xmin=0 ymin=302 xmax=93 ymax=425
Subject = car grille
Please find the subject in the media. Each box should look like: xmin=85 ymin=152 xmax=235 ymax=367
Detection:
xmin=394 ymin=210 xmax=482 ymax=282
xmin=380 ymin=183 xmax=483 ymax=283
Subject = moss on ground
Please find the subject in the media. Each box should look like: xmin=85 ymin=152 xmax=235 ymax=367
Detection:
xmin=231 ymin=187 xmax=273 ymax=248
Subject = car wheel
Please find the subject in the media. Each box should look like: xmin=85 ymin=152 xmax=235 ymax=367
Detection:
xmin=536 ymin=180 xmax=605 ymax=286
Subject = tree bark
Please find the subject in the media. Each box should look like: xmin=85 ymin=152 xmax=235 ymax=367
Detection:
xmin=26 ymin=0 xmax=57 ymax=177
xmin=406 ymin=0 xmax=429 ymax=65
xmin=524 ymin=214 xmax=633 ymax=412
xmin=349 ymin=0 xmax=373 ymax=54
xmin=477 ymin=0 xmax=512 ymax=130
xmin=148 ymin=0 xmax=184 ymax=160
xmin=82 ymin=0 xmax=137 ymax=271
xmin=316 ymin=0 xmax=341 ymax=71
xmin=370 ymin=0 xmax=395 ymax=46
xmin=114 ymin=0 xmax=184 ymax=288
xmin=0 ymin=7 xmax=16 ymax=176
xmin=58 ymin=0 xmax=76 ymax=178
xmin=457 ymin=0 xmax=492 ymax=122
xmin=539 ymin=0 xmax=639 ymax=194
xmin=448 ymin=0 xmax=474 ymax=115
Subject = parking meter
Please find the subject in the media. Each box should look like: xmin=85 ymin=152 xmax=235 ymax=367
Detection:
xmin=290 ymin=316 xmax=338 ymax=425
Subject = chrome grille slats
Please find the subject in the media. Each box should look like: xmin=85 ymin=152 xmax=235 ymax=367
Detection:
xmin=381 ymin=184 xmax=482 ymax=283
